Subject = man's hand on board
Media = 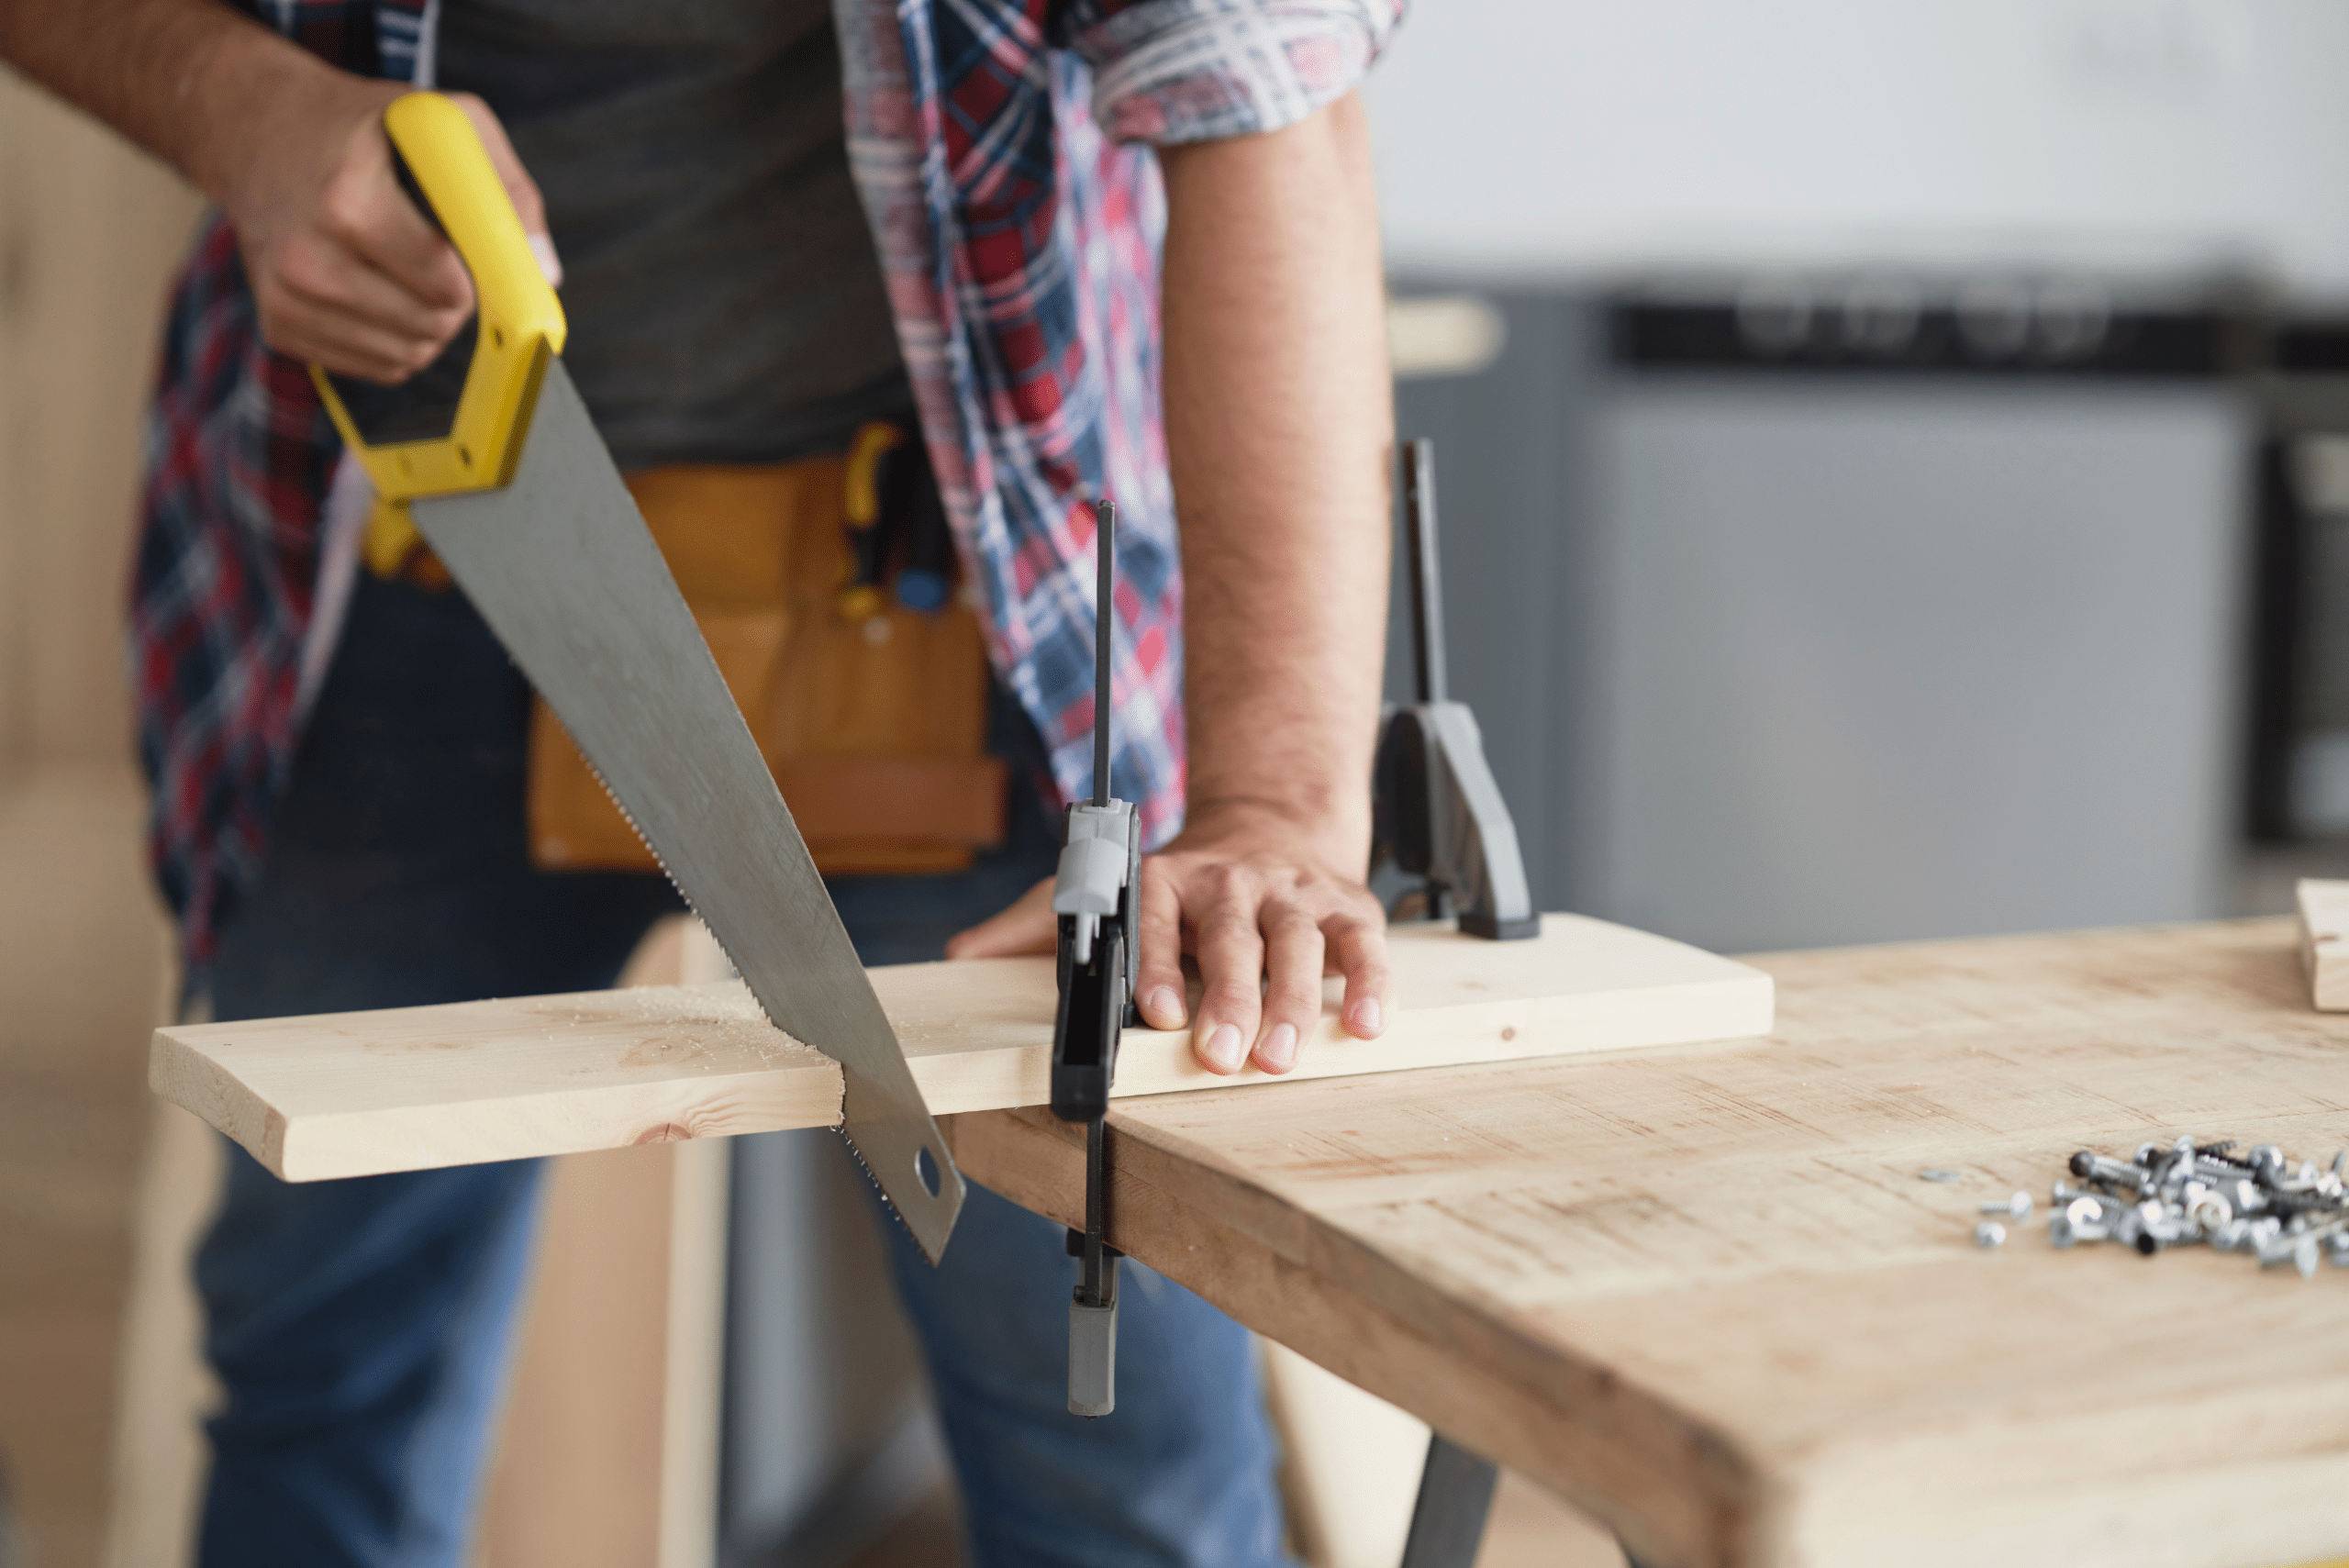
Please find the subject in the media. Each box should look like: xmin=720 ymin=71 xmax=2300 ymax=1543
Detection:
xmin=946 ymin=798 xmax=1391 ymax=1077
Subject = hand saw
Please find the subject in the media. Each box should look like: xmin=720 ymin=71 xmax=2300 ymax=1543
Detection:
xmin=310 ymin=91 xmax=965 ymax=1262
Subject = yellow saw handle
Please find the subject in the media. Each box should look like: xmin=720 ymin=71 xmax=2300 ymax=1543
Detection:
xmin=311 ymin=91 xmax=567 ymax=501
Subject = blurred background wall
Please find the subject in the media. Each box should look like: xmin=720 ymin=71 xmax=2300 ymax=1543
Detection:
xmin=0 ymin=69 xmax=200 ymax=1568
xmin=1371 ymin=0 xmax=2349 ymax=955
xmin=1370 ymin=0 xmax=2349 ymax=284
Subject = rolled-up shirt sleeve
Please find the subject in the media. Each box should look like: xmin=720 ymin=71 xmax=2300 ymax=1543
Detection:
xmin=1063 ymin=0 xmax=1406 ymax=146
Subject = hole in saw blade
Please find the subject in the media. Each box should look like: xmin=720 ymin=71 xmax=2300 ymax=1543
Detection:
xmin=915 ymin=1144 xmax=941 ymax=1198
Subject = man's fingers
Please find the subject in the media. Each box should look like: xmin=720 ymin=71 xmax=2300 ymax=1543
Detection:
xmin=1323 ymin=909 xmax=1393 ymax=1039
xmin=1189 ymin=883 xmax=1264 ymax=1075
xmin=316 ymin=144 xmax=474 ymax=317
xmin=945 ymin=876 xmax=1058 ymax=960
xmin=1253 ymin=906 xmax=1325 ymax=1074
xmin=262 ymin=290 xmax=449 ymax=384
xmin=275 ymin=232 xmax=471 ymax=346
xmin=1133 ymin=862 xmax=1188 ymax=1031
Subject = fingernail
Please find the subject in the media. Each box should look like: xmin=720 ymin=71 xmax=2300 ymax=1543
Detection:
xmin=528 ymin=231 xmax=565 ymax=287
xmin=1145 ymin=985 xmax=1184 ymax=1028
xmin=1205 ymin=1024 xmax=1244 ymax=1073
xmin=1261 ymin=1023 xmax=1298 ymax=1073
xmin=1348 ymin=996 xmax=1381 ymax=1035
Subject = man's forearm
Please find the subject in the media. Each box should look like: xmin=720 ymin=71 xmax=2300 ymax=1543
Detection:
xmin=863 ymin=92 xmax=1401 ymax=1067
xmin=1159 ymin=93 xmax=1392 ymax=864
xmin=4 ymin=2 xmax=527 ymax=384
xmin=0 ymin=0 xmax=337 ymax=204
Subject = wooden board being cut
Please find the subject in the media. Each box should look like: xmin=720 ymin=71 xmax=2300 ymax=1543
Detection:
xmin=150 ymin=915 xmax=1772 ymax=1182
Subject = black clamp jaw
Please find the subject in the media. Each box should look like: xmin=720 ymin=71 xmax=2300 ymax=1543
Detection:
xmin=1052 ymin=498 xmax=1138 ymax=1418
xmin=1371 ymin=439 xmax=1541 ymax=943
xmin=1049 ymin=444 xmax=1531 ymax=1428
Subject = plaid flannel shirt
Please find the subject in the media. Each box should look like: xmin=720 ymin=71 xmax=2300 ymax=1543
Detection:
xmin=133 ymin=0 xmax=1401 ymax=969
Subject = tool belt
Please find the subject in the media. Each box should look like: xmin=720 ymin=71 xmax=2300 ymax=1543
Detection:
xmin=365 ymin=423 xmax=1008 ymax=876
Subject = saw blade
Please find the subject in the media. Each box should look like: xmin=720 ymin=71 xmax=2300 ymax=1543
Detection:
xmin=411 ymin=360 xmax=965 ymax=1262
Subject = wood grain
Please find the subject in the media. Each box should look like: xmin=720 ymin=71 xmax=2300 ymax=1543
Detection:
xmin=149 ymin=916 xmax=1773 ymax=1182
xmin=2298 ymin=878 xmax=2349 ymax=1010
xmin=945 ymin=920 xmax=2349 ymax=1568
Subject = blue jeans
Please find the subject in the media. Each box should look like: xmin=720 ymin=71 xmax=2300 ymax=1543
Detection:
xmin=196 ymin=573 xmax=1289 ymax=1567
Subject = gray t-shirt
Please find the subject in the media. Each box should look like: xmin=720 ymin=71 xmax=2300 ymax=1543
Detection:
xmin=436 ymin=0 xmax=910 ymax=469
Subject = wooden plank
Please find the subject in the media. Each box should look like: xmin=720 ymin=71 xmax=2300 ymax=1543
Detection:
xmin=473 ymin=916 xmax=733 ymax=1568
xmin=1263 ymin=1338 xmax=1431 ymax=1568
xmin=2297 ymin=877 xmax=2349 ymax=1009
xmin=150 ymin=916 xmax=1774 ymax=1182
xmin=473 ymin=1142 xmax=675 ymax=1568
xmin=102 ymin=1100 xmax=217 ymax=1568
xmin=656 ymin=1138 xmax=729 ymax=1568
xmin=944 ymin=920 xmax=2349 ymax=1568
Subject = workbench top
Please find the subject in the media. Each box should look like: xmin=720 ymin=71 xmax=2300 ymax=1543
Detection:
xmin=943 ymin=918 xmax=2349 ymax=1568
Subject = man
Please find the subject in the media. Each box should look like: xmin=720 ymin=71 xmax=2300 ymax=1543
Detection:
xmin=0 ymin=0 xmax=1401 ymax=1562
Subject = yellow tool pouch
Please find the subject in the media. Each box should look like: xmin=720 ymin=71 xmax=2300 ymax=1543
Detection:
xmin=519 ymin=447 xmax=1007 ymax=876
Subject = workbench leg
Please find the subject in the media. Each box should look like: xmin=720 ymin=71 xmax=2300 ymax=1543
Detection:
xmin=1397 ymin=1432 xmax=1497 ymax=1568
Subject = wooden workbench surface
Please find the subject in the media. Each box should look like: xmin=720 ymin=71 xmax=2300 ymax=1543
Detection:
xmin=944 ymin=919 xmax=2349 ymax=1568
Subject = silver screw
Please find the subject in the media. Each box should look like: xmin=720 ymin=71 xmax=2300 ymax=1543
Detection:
xmin=2187 ymin=1193 xmax=2233 ymax=1235
xmin=1976 ymin=1221 xmax=2007 ymax=1249
xmin=1979 ymin=1191 xmax=2032 ymax=1219
xmin=2043 ymin=1138 xmax=2345 ymax=1269
xmin=2153 ymin=1135 xmax=2197 ymax=1189
xmin=2051 ymin=1196 xmax=2110 ymax=1249
xmin=2132 ymin=1199 xmax=2180 ymax=1256
xmin=2072 ymin=1152 xmax=2150 ymax=1193
xmin=2293 ymin=1214 xmax=2349 ymax=1245
xmin=2258 ymin=1233 xmax=2321 ymax=1277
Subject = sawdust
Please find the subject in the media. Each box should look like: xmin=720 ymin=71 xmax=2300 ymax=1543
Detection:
xmin=518 ymin=982 xmax=814 ymax=1067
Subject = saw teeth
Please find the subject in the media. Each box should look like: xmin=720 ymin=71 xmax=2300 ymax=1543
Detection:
xmin=573 ymin=749 xmax=905 ymax=1226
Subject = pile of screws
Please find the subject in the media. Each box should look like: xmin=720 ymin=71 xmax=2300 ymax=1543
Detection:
xmin=1998 ymin=1138 xmax=2349 ymax=1277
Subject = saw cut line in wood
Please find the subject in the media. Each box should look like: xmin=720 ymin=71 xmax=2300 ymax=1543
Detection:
xmin=150 ymin=914 xmax=1774 ymax=1182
